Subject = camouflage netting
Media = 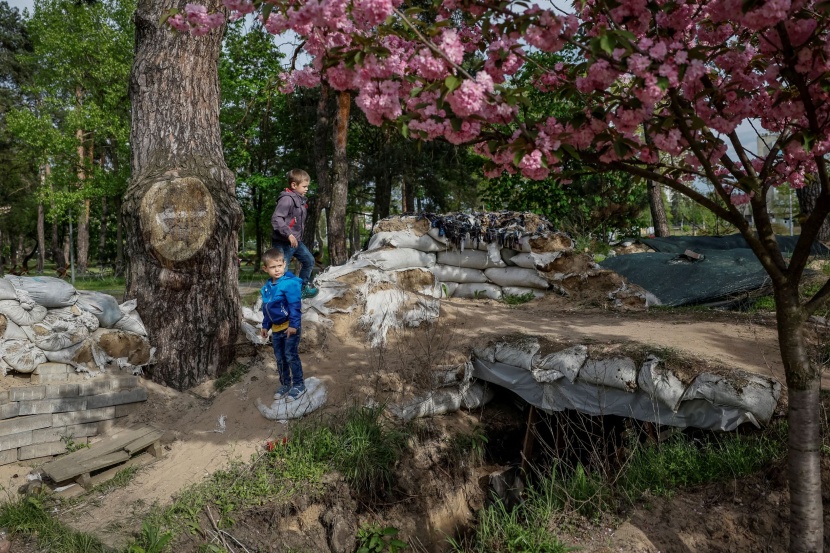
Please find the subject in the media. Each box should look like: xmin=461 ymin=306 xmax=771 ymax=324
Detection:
xmin=0 ymin=276 xmax=155 ymax=376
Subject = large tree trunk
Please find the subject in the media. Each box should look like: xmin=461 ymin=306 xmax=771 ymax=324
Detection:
xmin=125 ymin=0 xmax=243 ymax=390
xmin=305 ymin=83 xmax=331 ymax=256
xmin=51 ymin=219 xmax=63 ymax=268
xmin=328 ymin=90 xmax=350 ymax=265
xmin=647 ymin=179 xmax=670 ymax=237
xmin=115 ymin=196 xmax=124 ymax=277
xmin=37 ymin=203 xmax=45 ymax=273
xmin=77 ymin=199 xmax=90 ymax=274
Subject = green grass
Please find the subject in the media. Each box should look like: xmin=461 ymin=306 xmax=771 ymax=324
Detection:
xmin=90 ymin=466 xmax=140 ymax=496
xmin=0 ymin=495 xmax=109 ymax=553
xmin=502 ymin=292 xmax=536 ymax=306
xmin=214 ymin=362 xmax=251 ymax=392
xmin=618 ymin=426 xmax=786 ymax=500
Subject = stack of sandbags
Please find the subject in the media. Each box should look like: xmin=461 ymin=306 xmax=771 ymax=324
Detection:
xmin=360 ymin=213 xmax=573 ymax=301
xmin=0 ymin=276 xmax=154 ymax=376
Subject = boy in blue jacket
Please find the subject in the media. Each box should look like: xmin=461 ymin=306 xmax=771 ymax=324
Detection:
xmin=259 ymin=248 xmax=305 ymax=400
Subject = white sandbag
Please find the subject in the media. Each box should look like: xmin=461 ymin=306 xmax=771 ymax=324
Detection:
xmin=0 ymin=279 xmax=16 ymax=300
xmin=532 ymin=345 xmax=587 ymax=383
xmin=4 ymin=275 xmax=79 ymax=308
xmin=432 ymin=362 xmax=473 ymax=388
xmin=494 ymin=337 xmax=541 ymax=370
xmin=1 ymin=317 xmax=29 ymax=341
xmin=680 ymin=371 xmax=781 ymax=424
xmin=484 ymin=267 xmax=549 ymax=289
xmin=637 ymin=355 xmax=687 ymax=412
xmin=437 ymin=249 xmax=500 ymax=270
xmin=0 ymin=299 xmax=47 ymax=326
xmin=502 ymin=286 xmax=546 ymax=299
xmin=242 ymin=306 xmax=264 ymax=325
xmin=510 ymin=252 xmax=562 ymax=272
xmin=501 ymin=248 xmax=519 ymax=265
xmin=75 ymin=291 xmax=123 ymax=328
xmin=43 ymin=339 xmax=98 ymax=371
xmin=388 ymin=381 xmax=494 ymax=421
xmin=113 ymin=300 xmax=148 ymax=336
xmin=452 ymin=283 xmax=502 ymax=300
xmin=28 ymin=318 xmax=90 ymax=352
xmin=359 ymin=248 xmax=436 ymax=271
xmin=256 ymin=377 xmax=327 ymax=420
xmin=431 ymin=265 xmax=488 ymax=283
xmin=241 ymin=320 xmax=269 ymax=345
xmin=77 ymin=310 xmax=100 ymax=331
xmin=1 ymin=340 xmax=47 ymax=373
xmin=366 ymin=230 xmax=447 ymax=252
xmin=439 ymin=282 xmax=459 ymax=298
xmin=578 ymin=357 xmax=638 ymax=392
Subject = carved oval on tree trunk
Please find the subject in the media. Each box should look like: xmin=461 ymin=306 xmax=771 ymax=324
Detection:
xmin=140 ymin=177 xmax=216 ymax=262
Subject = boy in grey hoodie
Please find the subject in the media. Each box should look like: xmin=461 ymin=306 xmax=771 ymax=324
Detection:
xmin=271 ymin=169 xmax=318 ymax=299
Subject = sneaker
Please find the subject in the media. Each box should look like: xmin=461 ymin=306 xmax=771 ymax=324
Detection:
xmin=301 ymin=285 xmax=319 ymax=299
xmin=273 ymin=384 xmax=291 ymax=399
xmin=286 ymin=385 xmax=306 ymax=400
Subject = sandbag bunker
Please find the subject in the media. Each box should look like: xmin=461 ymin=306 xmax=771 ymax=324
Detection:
xmin=394 ymin=336 xmax=781 ymax=432
xmin=0 ymin=276 xmax=154 ymax=376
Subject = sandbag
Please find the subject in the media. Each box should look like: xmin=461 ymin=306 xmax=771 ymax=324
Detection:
xmin=75 ymin=291 xmax=123 ymax=328
xmin=256 ymin=377 xmax=327 ymax=420
xmin=484 ymin=267 xmax=549 ymax=289
xmin=93 ymin=328 xmax=152 ymax=365
xmin=1 ymin=340 xmax=47 ymax=373
xmin=437 ymin=249 xmax=501 ymax=270
xmin=44 ymin=339 xmax=97 ymax=370
xmin=431 ymin=265 xmax=488 ymax=283
xmin=452 ymin=283 xmax=502 ymax=300
xmin=359 ymin=248 xmax=436 ymax=271
xmin=578 ymin=357 xmax=638 ymax=392
xmin=241 ymin=320 xmax=269 ymax=345
xmin=389 ymin=381 xmax=494 ymax=421
xmin=1 ymin=317 xmax=28 ymax=341
xmin=28 ymin=318 xmax=90 ymax=352
xmin=0 ymin=279 xmax=16 ymax=301
xmin=0 ymin=299 xmax=47 ymax=326
xmin=113 ymin=300 xmax=148 ymax=336
xmin=4 ymin=275 xmax=79 ymax=308
xmin=502 ymin=286 xmax=546 ymax=300
xmin=510 ymin=252 xmax=563 ymax=272
xmin=440 ymin=282 xmax=459 ymax=298
xmin=366 ymin=230 xmax=447 ymax=253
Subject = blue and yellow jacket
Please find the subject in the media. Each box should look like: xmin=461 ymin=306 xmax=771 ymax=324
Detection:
xmin=260 ymin=271 xmax=302 ymax=332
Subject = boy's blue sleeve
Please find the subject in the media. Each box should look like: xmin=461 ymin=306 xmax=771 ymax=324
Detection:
xmin=285 ymin=278 xmax=302 ymax=329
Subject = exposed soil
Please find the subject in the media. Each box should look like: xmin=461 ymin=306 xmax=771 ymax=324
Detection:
xmin=0 ymin=292 xmax=822 ymax=552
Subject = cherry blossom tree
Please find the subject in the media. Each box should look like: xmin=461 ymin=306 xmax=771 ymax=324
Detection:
xmin=170 ymin=0 xmax=830 ymax=549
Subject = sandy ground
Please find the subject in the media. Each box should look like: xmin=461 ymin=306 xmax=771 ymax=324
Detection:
xmin=0 ymin=292 xmax=810 ymax=549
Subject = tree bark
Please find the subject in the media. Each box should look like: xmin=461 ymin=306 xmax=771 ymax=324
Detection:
xmin=796 ymin=179 xmax=830 ymax=242
xmin=647 ymin=179 xmax=670 ymax=237
xmin=328 ymin=90 xmax=350 ymax=265
xmin=99 ymin=196 xmax=108 ymax=270
xmin=37 ymin=203 xmax=45 ymax=273
xmin=115 ymin=196 xmax=124 ymax=277
xmin=75 ymin=126 xmax=89 ymax=274
xmin=305 ymin=83 xmax=331 ymax=256
xmin=373 ymin=128 xmax=392 ymax=224
xmin=125 ymin=0 xmax=243 ymax=390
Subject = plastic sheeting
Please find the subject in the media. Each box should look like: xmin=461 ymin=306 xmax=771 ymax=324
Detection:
xmin=470 ymin=338 xmax=781 ymax=431
xmin=641 ymin=234 xmax=830 ymax=256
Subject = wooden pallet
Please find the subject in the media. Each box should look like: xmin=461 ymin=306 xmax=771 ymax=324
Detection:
xmin=41 ymin=426 xmax=163 ymax=489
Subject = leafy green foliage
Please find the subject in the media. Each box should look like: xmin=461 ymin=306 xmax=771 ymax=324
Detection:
xmin=357 ymin=524 xmax=408 ymax=553
xmin=502 ymin=292 xmax=536 ymax=306
xmin=126 ymin=521 xmax=173 ymax=553
xmin=214 ymin=362 xmax=251 ymax=392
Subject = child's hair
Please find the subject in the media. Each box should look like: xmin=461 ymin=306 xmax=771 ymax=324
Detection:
xmin=287 ymin=169 xmax=310 ymax=187
xmin=262 ymin=248 xmax=285 ymax=265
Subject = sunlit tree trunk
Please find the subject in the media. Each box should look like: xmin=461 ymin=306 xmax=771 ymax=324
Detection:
xmin=647 ymin=179 xmax=670 ymax=237
xmin=36 ymin=203 xmax=45 ymax=273
xmin=125 ymin=0 xmax=243 ymax=390
xmin=328 ymin=90 xmax=350 ymax=265
xmin=306 ymin=83 xmax=331 ymax=258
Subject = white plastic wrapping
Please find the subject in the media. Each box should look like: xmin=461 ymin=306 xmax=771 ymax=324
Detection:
xmin=256 ymin=377 xmax=327 ymax=420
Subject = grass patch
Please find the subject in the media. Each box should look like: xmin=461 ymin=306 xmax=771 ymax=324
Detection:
xmin=214 ymin=362 xmax=251 ymax=392
xmin=619 ymin=426 xmax=786 ymax=500
xmin=71 ymin=275 xmax=126 ymax=293
xmin=90 ymin=466 xmax=140 ymax=496
xmin=0 ymin=495 xmax=109 ymax=553
xmin=443 ymin=426 xmax=488 ymax=477
xmin=502 ymin=292 xmax=536 ymax=306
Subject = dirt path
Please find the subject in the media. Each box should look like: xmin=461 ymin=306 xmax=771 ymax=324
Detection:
xmin=0 ymin=296 xmax=807 ymax=548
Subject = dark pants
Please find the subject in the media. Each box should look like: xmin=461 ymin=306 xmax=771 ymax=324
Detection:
xmin=272 ymin=239 xmax=314 ymax=288
xmin=271 ymin=329 xmax=303 ymax=388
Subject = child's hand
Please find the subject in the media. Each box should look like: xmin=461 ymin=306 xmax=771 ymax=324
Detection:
xmin=260 ymin=328 xmax=268 ymax=339
xmin=288 ymin=235 xmax=298 ymax=248
xmin=286 ymin=327 xmax=297 ymax=337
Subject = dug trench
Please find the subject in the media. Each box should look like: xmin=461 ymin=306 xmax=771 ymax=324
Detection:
xmin=3 ymin=301 xmax=825 ymax=552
